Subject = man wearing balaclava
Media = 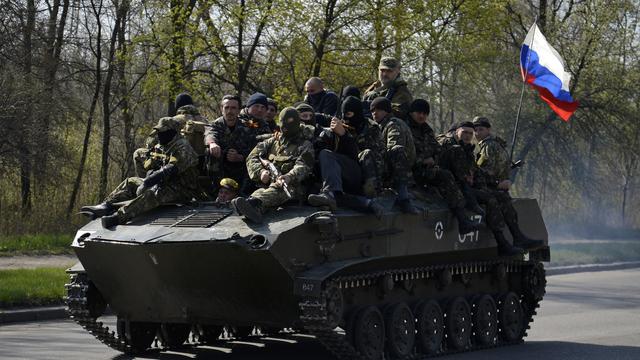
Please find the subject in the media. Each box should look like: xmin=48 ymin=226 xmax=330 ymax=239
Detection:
xmin=81 ymin=117 xmax=201 ymax=228
xmin=338 ymin=96 xmax=385 ymax=198
xmin=231 ymin=107 xmax=315 ymax=223
xmin=306 ymin=97 xmax=384 ymax=217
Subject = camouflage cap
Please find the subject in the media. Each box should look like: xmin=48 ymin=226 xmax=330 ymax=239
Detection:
xmin=219 ymin=177 xmax=239 ymax=191
xmin=472 ymin=116 xmax=491 ymax=128
xmin=151 ymin=117 xmax=181 ymax=133
xmin=379 ymin=56 xmax=400 ymax=70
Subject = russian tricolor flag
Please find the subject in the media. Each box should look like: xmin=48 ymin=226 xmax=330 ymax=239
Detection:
xmin=520 ymin=24 xmax=579 ymax=121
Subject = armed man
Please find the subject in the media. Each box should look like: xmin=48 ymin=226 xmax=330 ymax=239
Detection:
xmin=438 ymin=121 xmax=523 ymax=256
xmin=81 ymin=117 xmax=200 ymax=228
xmin=303 ymin=77 xmax=339 ymax=116
xmin=370 ymin=97 xmax=420 ymax=214
xmin=133 ymin=93 xmax=205 ymax=177
xmin=473 ymin=116 xmax=543 ymax=250
xmin=363 ymin=57 xmax=413 ymax=120
xmin=231 ymin=107 xmax=315 ymax=223
xmin=340 ymin=96 xmax=384 ymax=198
xmin=408 ymin=99 xmax=480 ymax=234
xmin=204 ymin=94 xmax=254 ymax=195
xmin=306 ymin=97 xmax=384 ymax=217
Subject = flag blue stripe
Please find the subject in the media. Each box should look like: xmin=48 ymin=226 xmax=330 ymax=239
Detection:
xmin=520 ymin=45 xmax=575 ymax=103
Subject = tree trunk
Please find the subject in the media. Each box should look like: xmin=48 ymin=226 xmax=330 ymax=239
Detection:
xmin=98 ymin=1 xmax=123 ymax=200
xmin=67 ymin=0 xmax=103 ymax=216
xmin=19 ymin=0 xmax=36 ymax=213
xmin=312 ymin=0 xmax=337 ymax=77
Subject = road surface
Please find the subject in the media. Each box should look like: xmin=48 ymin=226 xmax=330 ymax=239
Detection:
xmin=1 ymin=268 xmax=639 ymax=360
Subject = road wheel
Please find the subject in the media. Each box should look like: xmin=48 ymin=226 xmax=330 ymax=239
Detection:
xmin=117 ymin=318 xmax=158 ymax=354
xmin=499 ymin=292 xmax=524 ymax=342
xmin=384 ymin=302 xmax=415 ymax=359
xmin=414 ymin=299 xmax=444 ymax=355
xmin=472 ymin=294 xmax=498 ymax=346
xmin=445 ymin=297 xmax=471 ymax=350
xmin=350 ymin=306 xmax=385 ymax=360
xmin=159 ymin=323 xmax=191 ymax=348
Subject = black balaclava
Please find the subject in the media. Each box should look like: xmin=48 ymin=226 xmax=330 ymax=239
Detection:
xmin=341 ymin=96 xmax=365 ymax=129
xmin=279 ymin=107 xmax=301 ymax=139
xmin=342 ymin=85 xmax=361 ymax=99
xmin=158 ymin=129 xmax=177 ymax=146
xmin=175 ymin=93 xmax=193 ymax=110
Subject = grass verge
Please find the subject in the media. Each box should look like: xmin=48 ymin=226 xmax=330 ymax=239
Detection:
xmin=0 ymin=234 xmax=73 ymax=256
xmin=0 ymin=267 xmax=68 ymax=308
xmin=550 ymin=241 xmax=640 ymax=267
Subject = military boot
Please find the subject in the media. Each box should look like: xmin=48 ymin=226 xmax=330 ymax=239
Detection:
xmin=80 ymin=202 xmax=115 ymax=219
xmin=506 ymin=220 xmax=544 ymax=250
xmin=101 ymin=213 xmax=121 ymax=228
xmin=454 ymin=207 xmax=482 ymax=234
xmin=494 ymin=231 xmax=524 ymax=256
xmin=307 ymin=192 xmax=337 ymax=211
xmin=232 ymin=197 xmax=264 ymax=223
xmin=394 ymin=198 xmax=421 ymax=214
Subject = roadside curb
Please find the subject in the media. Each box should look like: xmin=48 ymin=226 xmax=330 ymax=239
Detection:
xmin=546 ymin=261 xmax=640 ymax=276
xmin=3 ymin=262 xmax=640 ymax=325
xmin=0 ymin=306 xmax=67 ymax=325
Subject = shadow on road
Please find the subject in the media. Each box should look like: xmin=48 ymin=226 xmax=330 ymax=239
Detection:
xmin=108 ymin=338 xmax=640 ymax=360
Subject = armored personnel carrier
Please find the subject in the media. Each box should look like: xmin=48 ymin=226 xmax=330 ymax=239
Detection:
xmin=66 ymin=194 xmax=549 ymax=359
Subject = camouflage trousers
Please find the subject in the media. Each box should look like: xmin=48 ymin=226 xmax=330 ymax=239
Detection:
xmin=105 ymin=177 xmax=192 ymax=222
xmin=415 ymin=167 xmax=465 ymax=209
xmin=251 ymin=183 xmax=301 ymax=209
xmin=133 ymin=147 xmax=149 ymax=178
xmin=383 ymin=146 xmax=413 ymax=187
xmin=472 ymin=187 xmax=518 ymax=232
xmin=358 ymin=149 xmax=381 ymax=197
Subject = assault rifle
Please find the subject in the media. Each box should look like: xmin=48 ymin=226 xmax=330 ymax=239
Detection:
xmin=259 ymin=156 xmax=292 ymax=199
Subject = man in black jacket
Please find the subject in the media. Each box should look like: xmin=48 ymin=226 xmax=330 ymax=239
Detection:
xmin=307 ymin=99 xmax=383 ymax=217
xmin=304 ymin=77 xmax=339 ymax=116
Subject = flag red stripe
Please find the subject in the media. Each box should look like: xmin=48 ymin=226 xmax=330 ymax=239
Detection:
xmin=525 ymin=75 xmax=579 ymax=121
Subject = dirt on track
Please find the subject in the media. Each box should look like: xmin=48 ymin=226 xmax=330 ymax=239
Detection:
xmin=0 ymin=255 xmax=77 ymax=270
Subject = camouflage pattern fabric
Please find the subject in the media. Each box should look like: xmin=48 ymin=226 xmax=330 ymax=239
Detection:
xmin=378 ymin=115 xmax=416 ymax=186
xmin=436 ymin=132 xmax=476 ymax=183
xmin=350 ymin=119 xmax=384 ymax=196
xmin=363 ymin=77 xmax=413 ymax=119
xmin=204 ymin=116 xmax=254 ymax=187
xmin=476 ymin=134 xmax=511 ymax=185
xmin=409 ymin=121 xmax=464 ymax=208
xmin=246 ymin=130 xmax=315 ymax=208
xmin=107 ymin=135 xmax=200 ymax=222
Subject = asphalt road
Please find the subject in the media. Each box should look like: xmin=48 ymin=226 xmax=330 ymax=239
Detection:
xmin=1 ymin=269 xmax=639 ymax=360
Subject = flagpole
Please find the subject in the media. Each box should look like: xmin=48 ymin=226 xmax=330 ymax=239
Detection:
xmin=510 ymin=19 xmax=538 ymax=162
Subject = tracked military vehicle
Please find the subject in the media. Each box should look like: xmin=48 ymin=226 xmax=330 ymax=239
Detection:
xmin=66 ymin=194 xmax=550 ymax=359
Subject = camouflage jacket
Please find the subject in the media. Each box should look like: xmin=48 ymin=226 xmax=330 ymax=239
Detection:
xmin=379 ymin=114 xmax=416 ymax=166
xmin=363 ymin=77 xmax=413 ymax=120
xmin=246 ymin=132 xmax=315 ymax=186
xmin=147 ymin=135 xmax=200 ymax=193
xmin=350 ymin=119 xmax=384 ymax=173
xmin=204 ymin=116 xmax=254 ymax=158
xmin=436 ymin=132 xmax=476 ymax=183
xmin=409 ymin=120 xmax=441 ymax=164
xmin=476 ymin=135 xmax=510 ymax=185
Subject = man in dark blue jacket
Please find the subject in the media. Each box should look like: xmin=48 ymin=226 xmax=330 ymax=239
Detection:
xmin=304 ymin=77 xmax=339 ymax=116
